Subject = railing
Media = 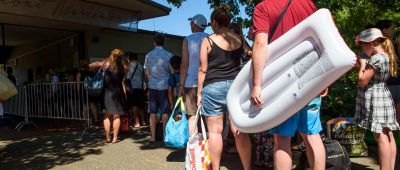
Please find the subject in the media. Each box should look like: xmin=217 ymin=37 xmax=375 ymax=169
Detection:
xmin=2 ymin=82 xmax=90 ymax=135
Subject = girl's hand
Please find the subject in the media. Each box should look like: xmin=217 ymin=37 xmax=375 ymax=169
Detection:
xmin=359 ymin=58 xmax=367 ymax=69
xmin=320 ymin=88 xmax=328 ymax=97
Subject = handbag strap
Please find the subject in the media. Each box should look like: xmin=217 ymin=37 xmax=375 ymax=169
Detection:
xmin=168 ymin=97 xmax=187 ymax=120
xmin=191 ymin=106 xmax=207 ymax=140
xmin=128 ymin=62 xmax=139 ymax=79
xmin=96 ymin=61 xmax=107 ymax=76
xmin=141 ymin=64 xmax=146 ymax=88
xmin=268 ymin=0 xmax=293 ymax=43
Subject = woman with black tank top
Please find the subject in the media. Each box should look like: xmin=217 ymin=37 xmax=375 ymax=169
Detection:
xmin=197 ymin=7 xmax=251 ymax=170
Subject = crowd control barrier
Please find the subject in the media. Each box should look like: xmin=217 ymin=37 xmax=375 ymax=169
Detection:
xmin=2 ymin=82 xmax=90 ymax=136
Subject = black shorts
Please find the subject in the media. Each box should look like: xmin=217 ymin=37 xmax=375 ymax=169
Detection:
xmin=127 ymin=89 xmax=146 ymax=109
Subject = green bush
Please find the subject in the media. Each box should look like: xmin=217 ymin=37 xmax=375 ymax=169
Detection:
xmin=321 ymin=69 xmax=358 ymax=123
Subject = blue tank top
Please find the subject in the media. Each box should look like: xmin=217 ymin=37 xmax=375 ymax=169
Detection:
xmin=185 ymin=32 xmax=209 ymax=87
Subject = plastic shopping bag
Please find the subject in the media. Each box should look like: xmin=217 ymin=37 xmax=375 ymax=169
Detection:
xmin=184 ymin=106 xmax=211 ymax=170
xmin=164 ymin=97 xmax=188 ymax=149
xmin=0 ymin=74 xmax=17 ymax=100
xmin=326 ymin=117 xmax=368 ymax=157
xmin=120 ymin=112 xmax=130 ymax=133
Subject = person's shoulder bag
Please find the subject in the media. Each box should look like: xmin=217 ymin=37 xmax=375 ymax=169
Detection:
xmin=85 ymin=62 xmax=106 ymax=96
xmin=268 ymin=0 xmax=293 ymax=43
xmin=124 ymin=62 xmax=138 ymax=95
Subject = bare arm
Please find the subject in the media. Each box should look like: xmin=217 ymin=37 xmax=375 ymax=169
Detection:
xmin=358 ymin=59 xmax=375 ymax=89
xmin=251 ymin=33 xmax=268 ymax=106
xmin=0 ymin=69 xmax=8 ymax=77
xmin=88 ymin=60 xmax=106 ymax=70
xmin=179 ymin=38 xmax=189 ymax=96
xmin=144 ymin=56 xmax=150 ymax=83
xmin=197 ymin=38 xmax=210 ymax=107
xmin=168 ymin=86 xmax=174 ymax=109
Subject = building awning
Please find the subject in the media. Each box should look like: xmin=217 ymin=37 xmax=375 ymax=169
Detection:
xmin=84 ymin=0 xmax=171 ymax=20
xmin=0 ymin=0 xmax=171 ymax=31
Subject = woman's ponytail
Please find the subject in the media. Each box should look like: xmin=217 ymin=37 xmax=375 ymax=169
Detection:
xmin=381 ymin=38 xmax=397 ymax=77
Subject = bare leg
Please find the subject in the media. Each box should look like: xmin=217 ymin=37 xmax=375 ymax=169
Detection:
xmin=162 ymin=114 xmax=169 ymax=129
xmin=103 ymin=112 xmax=111 ymax=142
xmin=374 ymin=129 xmax=393 ymax=170
xmin=89 ymin=102 xmax=98 ymax=122
xmin=387 ymin=129 xmax=397 ymax=170
xmin=139 ymin=108 xmax=146 ymax=125
xmin=206 ymin=115 xmax=224 ymax=170
xmin=112 ymin=114 xmax=121 ymax=143
xmin=228 ymin=115 xmax=251 ymax=170
xmin=149 ymin=113 xmax=157 ymax=142
xmin=273 ymin=134 xmax=292 ymax=170
xmin=132 ymin=106 xmax=140 ymax=127
xmin=299 ymin=133 xmax=325 ymax=170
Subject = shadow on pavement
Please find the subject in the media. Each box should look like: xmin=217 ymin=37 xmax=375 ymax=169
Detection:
xmin=0 ymin=127 xmax=105 ymax=169
xmin=351 ymin=162 xmax=376 ymax=170
xmin=166 ymin=149 xmax=186 ymax=162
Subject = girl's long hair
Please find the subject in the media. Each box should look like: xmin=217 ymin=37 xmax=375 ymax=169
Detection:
xmin=378 ymin=38 xmax=398 ymax=77
xmin=108 ymin=49 xmax=127 ymax=73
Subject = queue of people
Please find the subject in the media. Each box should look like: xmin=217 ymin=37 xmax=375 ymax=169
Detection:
xmin=81 ymin=0 xmax=400 ymax=169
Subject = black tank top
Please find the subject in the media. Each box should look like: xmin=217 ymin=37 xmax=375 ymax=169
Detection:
xmin=203 ymin=37 xmax=243 ymax=87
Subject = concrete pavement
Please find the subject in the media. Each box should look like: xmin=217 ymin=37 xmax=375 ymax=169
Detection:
xmin=0 ymin=123 xmax=392 ymax=170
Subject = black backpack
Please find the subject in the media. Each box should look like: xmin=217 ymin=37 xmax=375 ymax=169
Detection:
xmin=324 ymin=138 xmax=351 ymax=170
xmin=294 ymin=137 xmax=351 ymax=170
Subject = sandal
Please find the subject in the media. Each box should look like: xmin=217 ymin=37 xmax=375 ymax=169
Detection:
xmin=106 ymin=137 xmax=111 ymax=143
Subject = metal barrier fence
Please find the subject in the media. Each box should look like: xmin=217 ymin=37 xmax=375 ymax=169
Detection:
xmin=3 ymin=82 xmax=90 ymax=134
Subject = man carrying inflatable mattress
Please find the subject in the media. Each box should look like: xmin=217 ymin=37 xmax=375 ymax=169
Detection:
xmin=250 ymin=0 xmax=326 ymax=170
xmin=227 ymin=0 xmax=356 ymax=168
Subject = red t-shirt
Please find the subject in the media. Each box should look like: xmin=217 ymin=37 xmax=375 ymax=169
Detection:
xmin=253 ymin=0 xmax=317 ymax=43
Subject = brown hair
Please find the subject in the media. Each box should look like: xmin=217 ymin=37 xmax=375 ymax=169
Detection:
xmin=108 ymin=49 xmax=126 ymax=73
xmin=211 ymin=6 xmax=231 ymax=27
xmin=153 ymin=33 xmax=165 ymax=46
xmin=374 ymin=38 xmax=398 ymax=77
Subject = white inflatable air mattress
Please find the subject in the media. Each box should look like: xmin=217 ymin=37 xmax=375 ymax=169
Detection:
xmin=227 ymin=9 xmax=356 ymax=133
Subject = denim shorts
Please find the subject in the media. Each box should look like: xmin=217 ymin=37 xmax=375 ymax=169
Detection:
xmin=148 ymin=89 xmax=169 ymax=114
xmin=388 ymin=85 xmax=400 ymax=103
xmin=270 ymin=97 xmax=323 ymax=137
xmin=201 ymin=80 xmax=233 ymax=117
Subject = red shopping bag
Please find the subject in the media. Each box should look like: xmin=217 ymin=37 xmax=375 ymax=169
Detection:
xmin=120 ymin=112 xmax=130 ymax=133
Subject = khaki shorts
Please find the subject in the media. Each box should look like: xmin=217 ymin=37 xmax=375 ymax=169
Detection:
xmin=184 ymin=87 xmax=198 ymax=116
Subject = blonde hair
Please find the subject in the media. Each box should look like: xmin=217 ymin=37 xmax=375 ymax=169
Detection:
xmin=108 ymin=49 xmax=125 ymax=72
xmin=396 ymin=34 xmax=400 ymax=56
xmin=378 ymin=38 xmax=397 ymax=77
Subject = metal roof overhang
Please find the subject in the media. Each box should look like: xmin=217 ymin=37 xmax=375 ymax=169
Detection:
xmin=83 ymin=0 xmax=171 ymax=20
xmin=0 ymin=0 xmax=171 ymax=32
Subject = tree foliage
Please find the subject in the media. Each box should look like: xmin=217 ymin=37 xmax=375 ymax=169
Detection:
xmin=166 ymin=0 xmax=400 ymax=118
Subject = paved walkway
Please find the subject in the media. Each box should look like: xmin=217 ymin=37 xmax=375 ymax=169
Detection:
xmin=0 ymin=122 xmax=395 ymax=170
